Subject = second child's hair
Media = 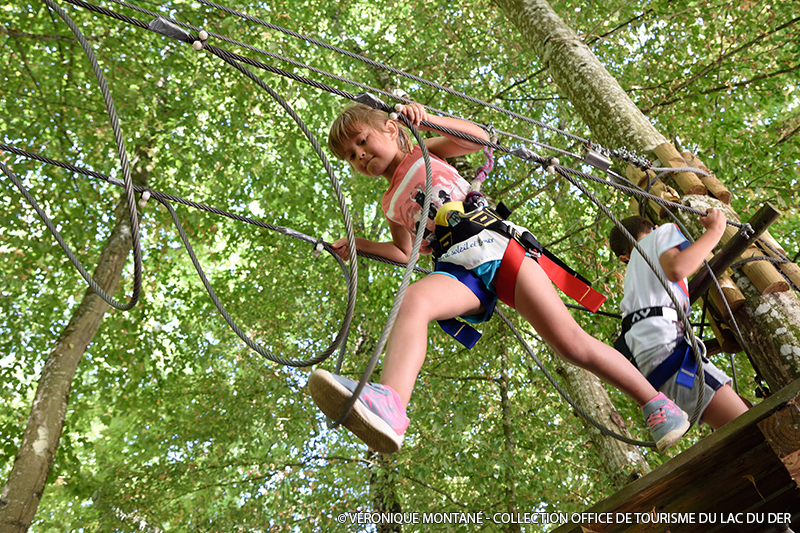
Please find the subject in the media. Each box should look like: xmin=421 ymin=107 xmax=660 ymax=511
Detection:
xmin=328 ymin=103 xmax=413 ymax=161
xmin=609 ymin=216 xmax=655 ymax=258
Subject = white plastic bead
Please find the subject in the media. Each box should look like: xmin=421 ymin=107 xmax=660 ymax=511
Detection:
xmin=389 ymin=112 xmax=399 ymax=120
xmin=193 ymin=40 xmax=204 ymax=51
xmin=394 ymin=103 xmax=403 ymax=112
xmin=199 ymin=30 xmax=209 ymax=41
xmin=138 ymin=190 xmax=151 ymax=208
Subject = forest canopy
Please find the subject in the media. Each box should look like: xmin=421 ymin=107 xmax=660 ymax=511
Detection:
xmin=1 ymin=0 xmax=798 ymax=531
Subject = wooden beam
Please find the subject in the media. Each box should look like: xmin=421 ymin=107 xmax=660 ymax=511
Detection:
xmin=757 ymin=232 xmax=800 ymax=289
xmin=681 ymin=152 xmax=732 ymax=204
xmin=652 ymin=143 xmax=707 ymax=195
xmin=740 ymin=247 xmax=791 ymax=294
xmin=689 ymin=203 xmax=782 ymax=304
xmin=626 ymin=165 xmax=678 ymax=221
xmin=758 ymin=397 xmax=800 ymax=486
xmin=551 ymin=379 xmax=800 ymax=533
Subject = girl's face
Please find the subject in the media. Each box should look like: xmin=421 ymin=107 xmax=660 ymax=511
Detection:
xmin=340 ymin=121 xmax=403 ymax=179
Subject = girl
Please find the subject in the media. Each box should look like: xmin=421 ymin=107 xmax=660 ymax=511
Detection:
xmin=309 ymin=102 xmax=689 ymax=454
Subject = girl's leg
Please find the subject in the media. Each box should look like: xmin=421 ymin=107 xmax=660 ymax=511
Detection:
xmin=513 ymin=256 xmax=658 ymax=406
xmin=700 ymin=384 xmax=749 ymax=429
xmin=381 ymin=273 xmax=484 ymax=407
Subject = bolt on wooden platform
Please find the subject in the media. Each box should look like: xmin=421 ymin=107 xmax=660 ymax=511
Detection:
xmin=553 ymin=378 xmax=800 ymax=533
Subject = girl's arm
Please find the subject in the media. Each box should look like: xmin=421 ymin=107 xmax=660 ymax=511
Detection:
xmin=660 ymin=208 xmax=726 ymax=281
xmin=331 ymin=221 xmax=413 ymax=264
xmin=396 ymin=104 xmax=488 ymax=160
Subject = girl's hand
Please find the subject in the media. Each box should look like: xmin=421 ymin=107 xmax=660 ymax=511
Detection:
xmin=331 ymin=237 xmax=351 ymax=261
xmin=700 ymin=208 xmax=726 ymax=235
xmin=394 ymin=103 xmax=427 ymax=126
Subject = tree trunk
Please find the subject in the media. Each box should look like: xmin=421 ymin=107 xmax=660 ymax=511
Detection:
xmin=494 ymin=0 xmax=800 ymax=391
xmin=499 ymin=341 xmax=521 ymax=533
xmin=553 ymin=358 xmax=650 ymax=489
xmin=0 ymin=146 xmax=151 ymax=533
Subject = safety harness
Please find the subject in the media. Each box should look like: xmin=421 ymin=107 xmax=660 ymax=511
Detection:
xmin=429 ymin=193 xmax=606 ymax=348
xmin=614 ymin=306 xmax=709 ymax=390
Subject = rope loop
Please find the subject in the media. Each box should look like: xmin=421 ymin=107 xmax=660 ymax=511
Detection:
xmin=474 ymin=124 xmax=496 ymax=185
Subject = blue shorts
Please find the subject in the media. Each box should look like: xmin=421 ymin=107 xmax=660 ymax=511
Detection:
xmin=431 ymin=259 xmax=502 ymax=324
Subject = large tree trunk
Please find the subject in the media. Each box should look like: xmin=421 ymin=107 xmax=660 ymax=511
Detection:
xmin=494 ymin=0 xmax=800 ymax=391
xmin=553 ymin=359 xmax=650 ymax=489
xmin=0 ymin=147 xmax=151 ymax=533
xmin=498 ymin=339 xmax=521 ymax=533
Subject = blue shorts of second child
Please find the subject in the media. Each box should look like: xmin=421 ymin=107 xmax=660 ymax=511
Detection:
xmin=637 ymin=341 xmax=731 ymax=424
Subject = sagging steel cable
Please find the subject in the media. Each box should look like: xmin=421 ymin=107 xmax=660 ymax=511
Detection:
xmin=40 ymin=0 xmax=143 ymax=310
xmin=1 ymin=145 xmax=357 ymax=367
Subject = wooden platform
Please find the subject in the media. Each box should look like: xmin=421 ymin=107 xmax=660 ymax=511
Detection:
xmin=554 ymin=378 xmax=800 ymax=533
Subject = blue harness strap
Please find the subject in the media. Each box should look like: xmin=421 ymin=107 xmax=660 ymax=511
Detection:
xmin=434 ymin=261 xmax=496 ymax=349
xmin=647 ymin=338 xmax=698 ymax=390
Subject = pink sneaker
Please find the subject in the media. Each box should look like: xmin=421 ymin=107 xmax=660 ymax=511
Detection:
xmin=308 ymin=369 xmax=409 ymax=454
xmin=642 ymin=392 xmax=690 ymax=452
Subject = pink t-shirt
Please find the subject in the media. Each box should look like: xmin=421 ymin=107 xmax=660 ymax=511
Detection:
xmin=382 ymin=146 xmax=470 ymax=254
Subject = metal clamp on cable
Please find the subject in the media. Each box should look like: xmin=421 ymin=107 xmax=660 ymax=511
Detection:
xmin=148 ymin=16 xmax=193 ymax=43
xmin=353 ymin=92 xmax=388 ymax=111
xmin=485 ymin=123 xmax=498 ymax=144
xmin=583 ymin=147 xmax=612 ymax=173
xmin=738 ymin=222 xmax=754 ymax=240
xmin=509 ymin=146 xmax=540 ymax=163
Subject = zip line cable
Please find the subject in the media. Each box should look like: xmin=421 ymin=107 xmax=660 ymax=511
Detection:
xmin=102 ymin=0 xmax=583 ymax=162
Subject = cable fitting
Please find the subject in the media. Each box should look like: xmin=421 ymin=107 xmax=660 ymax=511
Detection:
xmin=509 ymin=146 xmax=540 ymax=163
xmin=583 ymin=147 xmax=612 ymax=172
xmin=543 ymin=156 xmax=560 ymax=174
xmin=739 ymin=222 xmax=754 ymax=240
xmin=148 ymin=16 xmax=193 ymax=43
xmin=388 ymin=103 xmax=403 ymax=120
xmin=485 ymin=123 xmax=498 ymax=144
xmin=312 ymin=239 xmax=324 ymax=259
xmin=192 ymin=30 xmax=209 ymax=51
xmin=138 ymin=190 xmax=151 ymax=209
xmin=353 ymin=92 xmax=388 ymax=112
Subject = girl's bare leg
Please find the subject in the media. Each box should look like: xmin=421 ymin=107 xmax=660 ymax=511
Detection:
xmin=380 ymin=273 xmax=484 ymax=407
xmin=513 ymin=257 xmax=658 ymax=406
xmin=700 ymin=384 xmax=749 ymax=429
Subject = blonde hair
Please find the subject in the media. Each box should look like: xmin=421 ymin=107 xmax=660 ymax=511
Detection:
xmin=328 ymin=103 xmax=413 ymax=161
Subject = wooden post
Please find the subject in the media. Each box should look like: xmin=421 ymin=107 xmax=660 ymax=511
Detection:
xmin=652 ymin=143 xmax=707 ymax=195
xmin=757 ymin=231 xmax=800 ymax=289
xmin=739 ymin=246 xmax=791 ymax=294
xmin=757 ymin=396 xmax=800 ymax=486
xmin=681 ymin=152 xmax=732 ymax=204
xmin=625 ymin=165 xmax=679 ymax=221
xmin=702 ymin=299 xmax=743 ymax=354
xmin=688 ymin=202 xmax=782 ymax=303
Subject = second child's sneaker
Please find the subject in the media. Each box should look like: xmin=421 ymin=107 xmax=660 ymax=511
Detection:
xmin=642 ymin=392 xmax=690 ymax=452
xmin=308 ymin=369 xmax=410 ymax=454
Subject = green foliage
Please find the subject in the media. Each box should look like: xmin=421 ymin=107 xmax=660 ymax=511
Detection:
xmin=1 ymin=0 xmax=797 ymax=530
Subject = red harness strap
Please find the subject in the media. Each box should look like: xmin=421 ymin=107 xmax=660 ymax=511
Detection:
xmin=496 ymin=239 xmax=526 ymax=308
xmin=496 ymin=240 xmax=606 ymax=312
